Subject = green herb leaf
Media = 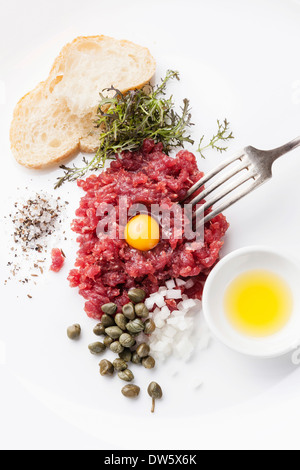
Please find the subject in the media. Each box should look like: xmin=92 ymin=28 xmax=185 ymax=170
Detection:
xmin=197 ymin=119 xmax=234 ymax=159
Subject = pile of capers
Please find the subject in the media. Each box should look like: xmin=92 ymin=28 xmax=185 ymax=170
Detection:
xmin=67 ymin=288 xmax=163 ymax=412
xmin=91 ymin=288 xmax=156 ymax=383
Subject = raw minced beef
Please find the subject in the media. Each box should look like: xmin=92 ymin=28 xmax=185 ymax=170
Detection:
xmin=68 ymin=140 xmax=229 ymax=319
xmin=50 ymin=248 xmax=65 ymax=272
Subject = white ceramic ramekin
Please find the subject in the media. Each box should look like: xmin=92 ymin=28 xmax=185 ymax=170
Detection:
xmin=202 ymin=246 xmax=300 ymax=358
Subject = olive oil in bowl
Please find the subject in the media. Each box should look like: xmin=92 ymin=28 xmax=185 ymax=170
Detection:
xmin=224 ymin=270 xmax=293 ymax=337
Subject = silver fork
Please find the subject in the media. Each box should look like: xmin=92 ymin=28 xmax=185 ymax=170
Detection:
xmin=181 ymin=136 xmax=300 ymax=224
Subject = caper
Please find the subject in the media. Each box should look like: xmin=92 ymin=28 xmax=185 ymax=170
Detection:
xmin=93 ymin=323 xmax=106 ymax=336
xmin=122 ymin=303 xmax=135 ymax=320
xmin=144 ymin=319 xmax=156 ymax=335
xmin=128 ymin=288 xmax=146 ymax=304
xmin=119 ymin=349 xmax=132 ymax=362
xmin=99 ymin=359 xmax=114 ymax=376
xmin=103 ymin=335 xmax=114 ymax=348
xmin=126 ymin=318 xmax=145 ymax=335
xmin=101 ymin=314 xmax=115 ymax=328
xmin=119 ymin=333 xmax=136 ymax=348
xmin=101 ymin=303 xmax=118 ymax=316
xmin=147 ymin=382 xmax=163 ymax=413
xmin=142 ymin=356 xmax=155 ymax=369
xmin=113 ymin=358 xmax=128 ymax=372
xmin=130 ymin=332 xmax=140 ymax=338
xmin=118 ymin=369 xmax=134 ymax=382
xmin=110 ymin=341 xmax=124 ymax=354
xmin=131 ymin=351 xmax=142 ymax=364
xmin=136 ymin=343 xmax=150 ymax=358
xmin=67 ymin=324 xmax=81 ymax=340
xmin=135 ymin=303 xmax=149 ymax=318
xmin=88 ymin=342 xmax=106 ymax=355
xmin=115 ymin=313 xmax=128 ymax=331
xmin=105 ymin=326 xmax=123 ymax=339
xmin=121 ymin=385 xmax=141 ymax=399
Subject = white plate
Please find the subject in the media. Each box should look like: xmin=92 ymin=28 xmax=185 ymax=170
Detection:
xmin=1 ymin=0 xmax=300 ymax=451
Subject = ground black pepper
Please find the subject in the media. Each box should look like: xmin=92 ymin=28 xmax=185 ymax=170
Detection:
xmin=4 ymin=191 xmax=69 ymax=289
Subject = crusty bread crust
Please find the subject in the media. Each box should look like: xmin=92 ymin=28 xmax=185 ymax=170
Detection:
xmin=10 ymin=36 xmax=156 ymax=169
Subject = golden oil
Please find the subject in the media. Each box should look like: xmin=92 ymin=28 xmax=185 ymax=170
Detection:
xmin=224 ymin=270 xmax=293 ymax=337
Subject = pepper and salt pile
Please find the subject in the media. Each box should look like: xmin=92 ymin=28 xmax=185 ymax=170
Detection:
xmin=4 ymin=191 xmax=68 ymax=289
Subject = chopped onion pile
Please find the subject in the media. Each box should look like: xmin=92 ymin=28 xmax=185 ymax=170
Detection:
xmin=145 ymin=279 xmax=211 ymax=362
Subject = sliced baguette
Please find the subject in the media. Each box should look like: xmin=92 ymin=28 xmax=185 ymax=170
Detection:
xmin=48 ymin=36 xmax=156 ymax=117
xmin=10 ymin=36 xmax=156 ymax=169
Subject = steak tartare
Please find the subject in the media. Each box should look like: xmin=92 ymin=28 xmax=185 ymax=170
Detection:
xmin=50 ymin=248 xmax=65 ymax=272
xmin=68 ymin=140 xmax=229 ymax=319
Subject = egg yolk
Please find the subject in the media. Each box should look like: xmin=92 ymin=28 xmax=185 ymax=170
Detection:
xmin=124 ymin=215 xmax=160 ymax=251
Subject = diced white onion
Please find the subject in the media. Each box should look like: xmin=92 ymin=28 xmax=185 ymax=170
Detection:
xmin=184 ymin=279 xmax=195 ymax=289
xmin=155 ymin=318 xmax=166 ymax=329
xmin=165 ymin=289 xmax=182 ymax=300
xmin=165 ymin=279 xmax=176 ymax=289
xmin=181 ymin=299 xmax=197 ymax=310
xmin=144 ymin=278 xmax=210 ymax=363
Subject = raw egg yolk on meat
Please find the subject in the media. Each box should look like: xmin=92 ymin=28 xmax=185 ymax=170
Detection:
xmin=125 ymin=214 xmax=160 ymax=251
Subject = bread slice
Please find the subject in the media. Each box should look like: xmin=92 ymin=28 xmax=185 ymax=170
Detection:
xmin=48 ymin=36 xmax=156 ymax=117
xmin=10 ymin=80 xmax=95 ymax=168
xmin=10 ymin=36 xmax=156 ymax=169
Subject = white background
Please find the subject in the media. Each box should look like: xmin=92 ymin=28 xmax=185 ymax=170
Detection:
xmin=1 ymin=0 xmax=300 ymax=450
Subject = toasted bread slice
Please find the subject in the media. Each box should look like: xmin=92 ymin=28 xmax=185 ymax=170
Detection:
xmin=48 ymin=36 xmax=156 ymax=117
xmin=10 ymin=80 xmax=99 ymax=168
xmin=10 ymin=36 xmax=156 ymax=169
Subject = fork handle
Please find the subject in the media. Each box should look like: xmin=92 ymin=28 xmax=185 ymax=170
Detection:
xmin=268 ymin=136 xmax=300 ymax=161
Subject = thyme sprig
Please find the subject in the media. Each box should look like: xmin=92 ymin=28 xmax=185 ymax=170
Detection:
xmin=198 ymin=118 xmax=234 ymax=159
xmin=55 ymin=70 xmax=194 ymax=188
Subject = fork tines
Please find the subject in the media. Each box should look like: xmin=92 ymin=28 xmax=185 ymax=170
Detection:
xmin=181 ymin=151 xmax=261 ymax=224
